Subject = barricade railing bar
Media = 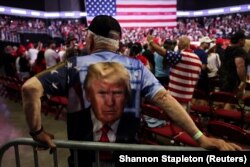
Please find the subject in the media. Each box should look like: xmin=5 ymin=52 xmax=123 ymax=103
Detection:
xmin=0 ymin=137 xmax=205 ymax=167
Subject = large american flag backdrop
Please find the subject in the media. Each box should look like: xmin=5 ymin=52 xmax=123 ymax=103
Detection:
xmin=85 ymin=0 xmax=177 ymax=28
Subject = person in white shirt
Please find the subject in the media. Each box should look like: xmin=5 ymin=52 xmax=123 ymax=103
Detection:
xmin=27 ymin=43 xmax=38 ymax=66
xmin=44 ymin=40 xmax=60 ymax=68
xmin=207 ymin=43 xmax=221 ymax=79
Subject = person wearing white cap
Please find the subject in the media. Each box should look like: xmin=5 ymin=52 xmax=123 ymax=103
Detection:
xmin=194 ymin=36 xmax=212 ymax=96
xmin=207 ymin=43 xmax=221 ymax=91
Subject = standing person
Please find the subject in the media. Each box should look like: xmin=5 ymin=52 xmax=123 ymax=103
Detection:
xmin=15 ymin=45 xmax=27 ymax=79
xmin=153 ymin=39 xmax=174 ymax=88
xmin=194 ymin=36 xmax=212 ymax=96
xmin=142 ymin=43 xmax=155 ymax=74
xmin=129 ymin=42 xmax=151 ymax=70
xmin=219 ymin=31 xmax=247 ymax=96
xmin=19 ymin=47 xmax=31 ymax=81
xmin=2 ymin=45 xmax=16 ymax=77
xmin=22 ymin=15 xmax=241 ymax=155
xmin=207 ymin=43 xmax=221 ymax=91
xmin=31 ymin=50 xmax=46 ymax=76
xmin=215 ymin=38 xmax=225 ymax=62
xmin=27 ymin=42 xmax=38 ymax=66
xmin=148 ymin=36 xmax=202 ymax=111
xmin=68 ymin=61 xmax=139 ymax=166
xmin=44 ymin=40 xmax=60 ymax=68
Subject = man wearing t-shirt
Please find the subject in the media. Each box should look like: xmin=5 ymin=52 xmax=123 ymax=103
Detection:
xmin=219 ymin=31 xmax=247 ymax=96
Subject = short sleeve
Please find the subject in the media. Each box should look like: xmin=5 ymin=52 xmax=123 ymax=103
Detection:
xmin=141 ymin=64 xmax=164 ymax=99
xmin=37 ymin=57 xmax=78 ymax=96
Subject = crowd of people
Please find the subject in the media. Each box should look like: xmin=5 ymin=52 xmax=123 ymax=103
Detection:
xmin=0 ymin=11 xmax=250 ymax=166
xmin=0 ymin=15 xmax=86 ymax=42
xmin=20 ymin=15 xmax=244 ymax=166
xmin=1 ymin=13 xmax=250 ymax=44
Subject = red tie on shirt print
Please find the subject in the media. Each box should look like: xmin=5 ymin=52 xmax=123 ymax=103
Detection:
xmin=99 ymin=125 xmax=112 ymax=161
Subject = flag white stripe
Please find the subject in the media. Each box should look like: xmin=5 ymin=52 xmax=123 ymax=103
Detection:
xmin=181 ymin=57 xmax=202 ymax=65
xmin=170 ymin=76 xmax=198 ymax=86
xmin=88 ymin=15 xmax=176 ymax=20
xmin=171 ymin=69 xmax=200 ymax=78
xmin=114 ymin=22 xmax=177 ymax=27
xmin=87 ymin=19 xmax=177 ymax=27
xmin=170 ymin=84 xmax=195 ymax=92
xmin=172 ymin=63 xmax=201 ymax=71
xmin=117 ymin=15 xmax=176 ymax=20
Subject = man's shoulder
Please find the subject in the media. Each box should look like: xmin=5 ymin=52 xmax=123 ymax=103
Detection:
xmin=76 ymin=51 xmax=142 ymax=67
xmin=194 ymin=48 xmax=206 ymax=55
xmin=226 ymin=46 xmax=247 ymax=57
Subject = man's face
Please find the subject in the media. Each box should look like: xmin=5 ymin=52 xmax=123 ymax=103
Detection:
xmin=203 ymin=43 xmax=210 ymax=50
xmin=70 ymin=40 xmax=78 ymax=49
xmin=87 ymin=80 xmax=127 ymax=124
xmin=239 ymin=38 xmax=246 ymax=47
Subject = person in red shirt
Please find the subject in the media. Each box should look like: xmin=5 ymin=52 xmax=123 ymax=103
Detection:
xmin=31 ymin=50 xmax=46 ymax=76
xmin=129 ymin=42 xmax=151 ymax=70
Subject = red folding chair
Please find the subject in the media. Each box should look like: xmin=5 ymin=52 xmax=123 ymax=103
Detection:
xmin=44 ymin=96 xmax=68 ymax=120
xmin=140 ymin=103 xmax=198 ymax=147
xmin=207 ymin=120 xmax=250 ymax=147
xmin=190 ymin=89 xmax=211 ymax=116
xmin=241 ymin=96 xmax=250 ymax=128
xmin=209 ymin=91 xmax=244 ymax=127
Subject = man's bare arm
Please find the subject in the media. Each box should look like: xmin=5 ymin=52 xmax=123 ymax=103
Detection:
xmin=22 ymin=77 xmax=56 ymax=148
xmin=147 ymin=35 xmax=166 ymax=56
xmin=22 ymin=77 xmax=44 ymax=132
xmin=152 ymin=89 xmax=199 ymax=137
xmin=151 ymin=89 xmax=242 ymax=150
xmin=235 ymin=57 xmax=246 ymax=82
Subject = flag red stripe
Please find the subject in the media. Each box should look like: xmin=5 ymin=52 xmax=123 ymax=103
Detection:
xmin=117 ymin=4 xmax=177 ymax=8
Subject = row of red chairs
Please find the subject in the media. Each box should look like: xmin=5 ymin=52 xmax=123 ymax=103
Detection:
xmin=191 ymin=89 xmax=250 ymax=129
xmin=0 ymin=75 xmax=68 ymax=120
xmin=0 ymin=75 xmax=23 ymax=102
xmin=140 ymin=103 xmax=250 ymax=149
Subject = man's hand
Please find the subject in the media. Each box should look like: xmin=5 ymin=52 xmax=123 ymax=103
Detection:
xmin=197 ymin=135 xmax=242 ymax=151
xmin=147 ymin=35 xmax=154 ymax=43
xmin=32 ymin=130 xmax=56 ymax=150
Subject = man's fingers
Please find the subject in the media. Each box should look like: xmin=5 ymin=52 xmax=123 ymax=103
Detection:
xmin=228 ymin=142 xmax=242 ymax=151
xmin=35 ymin=131 xmax=56 ymax=148
xmin=45 ymin=131 xmax=55 ymax=140
xmin=45 ymin=137 xmax=56 ymax=148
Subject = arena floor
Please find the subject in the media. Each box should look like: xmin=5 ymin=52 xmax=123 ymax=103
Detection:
xmin=0 ymin=97 xmax=69 ymax=167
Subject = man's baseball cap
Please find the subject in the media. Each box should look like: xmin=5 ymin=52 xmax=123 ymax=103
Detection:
xmin=88 ymin=15 xmax=122 ymax=40
xmin=199 ymin=36 xmax=212 ymax=43
xmin=216 ymin=38 xmax=224 ymax=45
xmin=230 ymin=31 xmax=246 ymax=44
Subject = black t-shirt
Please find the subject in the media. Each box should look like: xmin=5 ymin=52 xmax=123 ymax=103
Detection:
xmin=19 ymin=56 xmax=30 ymax=72
xmin=142 ymin=49 xmax=155 ymax=71
xmin=219 ymin=46 xmax=247 ymax=92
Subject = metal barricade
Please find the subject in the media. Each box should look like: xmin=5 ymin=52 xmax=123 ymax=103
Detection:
xmin=0 ymin=137 xmax=205 ymax=167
